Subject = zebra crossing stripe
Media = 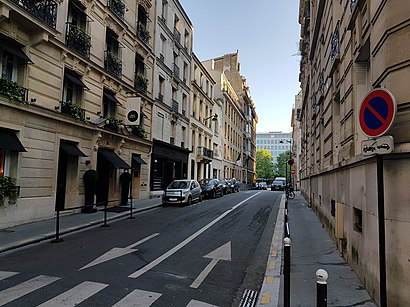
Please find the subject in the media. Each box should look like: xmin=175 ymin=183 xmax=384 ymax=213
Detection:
xmin=37 ymin=281 xmax=108 ymax=307
xmin=0 ymin=271 xmax=18 ymax=281
xmin=112 ymin=289 xmax=162 ymax=306
xmin=0 ymin=275 xmax=60 ymax=306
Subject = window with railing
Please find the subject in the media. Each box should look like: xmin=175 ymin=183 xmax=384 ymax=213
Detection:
xmin=108 ymin=0 xmax=125 ymax=20
xmin=11 ymin=0 xmax=58 ymax=28
xmin=65 ymin=23 xmax=91 ymax=58
xmin=331 ymin=21 xmax=340 ymax=60
xmin=171 ymin=99 xmax=179 ymax=113
xmin=173 ymin=63 xmax=180 ymax=79
xmin=105 ymin=29 xmax=122 ymax=77
xmin=137 ymin=5 xmax=150 ymax=44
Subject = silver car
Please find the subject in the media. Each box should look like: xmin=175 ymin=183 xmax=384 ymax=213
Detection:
xmin=162 ymin=179 xmax=202 ymax=206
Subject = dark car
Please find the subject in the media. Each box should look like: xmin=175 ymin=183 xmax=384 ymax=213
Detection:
xmin=271 ymin=180 xmax=286 ymax=191
xmin=227 ymin=178 xmax=239 ymax=193
xmin=220 ymin=179 xmax=230 ymax=195
xmin=199 ymin=179 xmax=224 ymax=199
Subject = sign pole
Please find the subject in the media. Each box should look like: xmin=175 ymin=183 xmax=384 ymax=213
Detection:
xmin=377 ymin=155 xmax=387 ymax=307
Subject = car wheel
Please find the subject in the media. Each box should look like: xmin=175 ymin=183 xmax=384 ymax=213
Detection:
xmin=199 ymin=193 xmax=203 ymax=202
xmin=187 ymin=196 xmax=193 ymax=206
xmin=212 ymin=190 xmax=216 ymax=199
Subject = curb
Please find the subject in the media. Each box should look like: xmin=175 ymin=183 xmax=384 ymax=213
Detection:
xmin=256 ymin=195 xmax=286 ymax=306
xmin=0 ymin=203 xmax=162 ymax=254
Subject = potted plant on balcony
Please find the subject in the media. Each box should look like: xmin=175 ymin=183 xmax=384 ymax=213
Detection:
xmin=0 ymin=77 xmax=26 ymax=101
xmin=0 ymin=176 xmax=20 ymax=207
xmin=138 ymin=24 xmax=151 ymax=43
xmin=103 ymin=115 xmax=122 ymax=130
xmin=132 ymin=126 xmax=147 ymax=139
xmin=135 ymin=74 xmax=149 ymax=93
xmin=67 ymin=102 xmax=86 ymax=121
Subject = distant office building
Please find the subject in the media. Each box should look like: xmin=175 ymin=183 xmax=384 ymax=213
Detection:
xmin=256 ymin=132 xmax=292 ymax=164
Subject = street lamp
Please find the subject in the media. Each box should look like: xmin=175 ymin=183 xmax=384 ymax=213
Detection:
xmin=203 ymin=113 xmax=218 ymax=124
xmin=280 ymin=139 xmax=292 ymax=186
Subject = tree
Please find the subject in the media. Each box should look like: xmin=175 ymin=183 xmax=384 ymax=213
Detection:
xmin=256 ymin=149 xmax=274 ymax=179
xmin=273 ymin=150 xmax=291 ymax=179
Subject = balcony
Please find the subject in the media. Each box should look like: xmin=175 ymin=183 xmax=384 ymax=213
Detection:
xmin=104 ymin=50 xmax=122 ymax=78
xmin=108 ymin=0 xmax=125 ymax=20
xmin=134 ymin=73 xmax=148 ymax=94
xmin=11 ymin=0 xmax=58 ymax=28
xmin=65 ymin=22 xmax=91 ymax=58
xmin=173 ymin=63 xmax=180 ymax=79
xmin=197 ymin=146 xmax=213 ymax=161
xmin=137 ymin=23 xmax=151 ymax=45
xmin=60 ymin=101 xmax=85 ymax=121
xmin=0 ymin=77 xmax=28 ymax=102
xmin=171 ymin=99 xmax=179 ymax=113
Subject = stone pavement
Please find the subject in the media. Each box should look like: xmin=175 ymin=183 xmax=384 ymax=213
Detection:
xmin=256 ymin=192 xmax=377 ymax=307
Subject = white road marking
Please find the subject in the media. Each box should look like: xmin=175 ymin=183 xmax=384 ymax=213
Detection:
xmin=37 ymin=281 xmax=108 ymax=307
xmin=0 ymin=275 xmax=60 ymax=306
xmin=0 ymin=271 xmax=18 ymax=281
xmin=129 ymin=193 xmax=260 ymax=279
xmin=80 ymin=233 xmax=159 ymax=270
xmin=112 ymin=289 xmax=162 ymax=306
xmin=190 ymin=242 xmax=231 ymax=289
xmin=186 ymin=300 xmax=219 ymax=307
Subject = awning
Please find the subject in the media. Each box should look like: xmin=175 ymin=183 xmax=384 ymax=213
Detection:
xmin=60 ymin=142 xmax=87 ymax=157
xmin=99 ymin=148 xmax=130 ymax=169
xmin=1 ymin=40 xmax=33 ymax=63
xmin=132 ymin=155 xmax=147 ymax=165
xmin=103 ymin=92 xmax=120 ymax=105
xmin=0 ymin=130 xmax=27 ymax=152
xmin=64 ymin=71 xmax=89 ymax=90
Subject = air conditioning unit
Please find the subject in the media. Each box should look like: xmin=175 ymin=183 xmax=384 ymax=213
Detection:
xmin=125 ymin=97 xmax=141 ymax=126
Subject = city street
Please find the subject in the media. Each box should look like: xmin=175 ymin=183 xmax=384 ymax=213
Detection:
xmin=0 ymin=191 xmax=281 ymax=307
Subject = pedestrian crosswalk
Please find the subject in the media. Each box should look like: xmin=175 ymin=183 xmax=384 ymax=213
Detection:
xmin=0 ymin=271 xmax=219 ymax=307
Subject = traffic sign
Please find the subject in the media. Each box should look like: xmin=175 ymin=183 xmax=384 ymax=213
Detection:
xmin=288 ymin=159 xmax=294 ymax=166
xmin=291 ymin=169 xmax=296 ymax=175
xmin=361 ymin=136 xmax=394 ymax=156
xmin=359 ymin=88 xmax=396 ymax=137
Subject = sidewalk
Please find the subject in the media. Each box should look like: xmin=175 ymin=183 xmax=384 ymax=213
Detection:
xmin=0 ymin=197 xmax=163 ymax=254
xmin=276 ymin=193 xmax=377 ymax=306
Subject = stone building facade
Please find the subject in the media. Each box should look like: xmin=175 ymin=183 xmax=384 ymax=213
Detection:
xmin=297 ymin=0 xmax=410 ymax=304
xmin=0 ymin=0 xmax=155 ymax=228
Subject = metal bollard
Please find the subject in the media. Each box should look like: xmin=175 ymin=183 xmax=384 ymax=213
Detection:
xmin=284 ymin=237 xmax=291 ymax=307
xmin=51 ymin=209 xmax=63 ymax=243
xmin=102 ymin=202 xmax=110 ymax=227
xmin=316 ymin=269 xmax=328 ymax=307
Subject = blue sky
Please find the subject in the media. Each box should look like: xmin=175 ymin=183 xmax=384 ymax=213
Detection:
xmin=179 ymin=0 xmax=301 ymax=133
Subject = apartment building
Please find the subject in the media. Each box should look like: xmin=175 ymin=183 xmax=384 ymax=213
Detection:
xmin=256 ymin=131 xmax=292 ymax=164
xmin=203 ymin=52 xmax=257 ymax=184
xmin=190 ymin=54 xmax=220 ymax=180
xmin=150 ymin=0 xmax=193 ymax=194
xmin=298 ymin=0 xmax=410 ymax=304
xmin=0 ymin=0 xmax=155 ymax=228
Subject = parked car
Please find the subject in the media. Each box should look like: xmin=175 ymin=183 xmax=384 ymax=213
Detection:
xmin=220 ymin=179 xmax=230 ymax=195
xmin=227 ymin=178 xmax=240 ymax=192
xmin=271 ymin=179 xmax=286 ymax=191
xmin=199 ymin=179 xmax=224 ymax=199
xmin=258 ymin=182 xmax=268 ymax=190
xmin=163 ymin=179 xmax=202 ymax=206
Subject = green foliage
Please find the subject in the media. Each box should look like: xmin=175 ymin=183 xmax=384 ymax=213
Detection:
xmin=132 ymin=126 xmax=147 ymax=139
xmin=0 ymin=77 xmax=26 ymax=101
xmin=256 ymin=149 xmax=274 ymax=179
xmin=0 ymin=176 xmax=20 ymax=207
xmin=103 ymin=115 xmax=122 ymax=130
xmin=67 ymin=103 xmax=85 ymax=121
xmin=273 ymin=150 xmax=291 ymax=178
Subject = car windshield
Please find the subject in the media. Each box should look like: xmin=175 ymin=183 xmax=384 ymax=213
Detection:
xmin=168 ymin=180 xmax=189 ymax=189
xmin=273 ymin=180 xmax=284 ymax=185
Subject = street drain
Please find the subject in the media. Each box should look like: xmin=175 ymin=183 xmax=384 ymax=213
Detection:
xmin=239 ymin=289 xmax=258 ymax=307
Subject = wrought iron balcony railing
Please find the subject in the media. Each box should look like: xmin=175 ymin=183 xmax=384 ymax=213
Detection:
xmin=104 ymin=50 xmax=122 ymax=78
xmin=60 ymin=101 xmax=85 ymax=121
xmin=108 ymin=0 xmax=125 ymax=20
xmin=11 ymin=0 xmax=58 ymax=28
xmin=173 ymin=63 xmax=180 ymax=79
xmin=171 ymin=99 xmax=179 ymax=113
xmin=331 ymin=21 xmax=340 ymax=60
xmin=137 ymin=23 xmax=151 ymax=44
xmin=135 ymin=73 xmax=148 ymax=94
xmin=65 ymin=22 xmax=91 ymax=58
xmin=0 ymin=77 xmax=28 ymax=102
xmin=197 ymin=146 xmax=214 ymax=159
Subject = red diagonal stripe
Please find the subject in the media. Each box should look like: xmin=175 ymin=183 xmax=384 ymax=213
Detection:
xmin=366 ymin=103 xmax=386 ymax=125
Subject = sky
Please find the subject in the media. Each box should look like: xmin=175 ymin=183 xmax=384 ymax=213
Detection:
xmin=178 ymin=0 xmax=301 ymax=133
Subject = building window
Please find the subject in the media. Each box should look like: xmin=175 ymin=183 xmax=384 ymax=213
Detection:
xmin=158 ymin=75 xmax=165 ymax=101
xmin=66 ymin=1 xmax=90 ymax=58
xmin=61 ymin=69 xmax=86 ymax=120
xmin=105 ymin=28 xmax=122 ymax=77
xmin=353 ymin=207 xmax=363 ymax=233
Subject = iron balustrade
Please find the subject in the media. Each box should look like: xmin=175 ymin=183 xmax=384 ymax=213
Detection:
xmin=173 ymin=63 xmax=180 ymax=79
xmin=134 ymin=74 xmax=148 ymax=94
xmin=104 ymin=50 xmax=122 ymax=78
xmin=331 ymin=21 xmax=340 ymax=60
xmin=197 ymin=146 xmax=214 ymax=159
xmin=108 ymin=0 xmax=125 ymax=20
xmin=65 ymin=22 xmax=91 ymax=58
xmin=11 ymin=0 xmax=57 ymax=28
xmin=0 ymin=77 xmax=28 ymax=102
xmin=137 ymin=23 xmax=150 ymax=44
xmin=171 ymin=99 xmax=179 ymax=113
xmin=60 ymin=101 xmax=86 ymax=121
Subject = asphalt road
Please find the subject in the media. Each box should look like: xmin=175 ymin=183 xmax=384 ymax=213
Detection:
xmin=0 ymin=190 xmax=281 ymax=307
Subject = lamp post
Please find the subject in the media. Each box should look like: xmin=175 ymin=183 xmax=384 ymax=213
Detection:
xmin=280 ymin=139 xmax=292 ymax=186
xmin=203 ymin=113 xmax=218 ymax=124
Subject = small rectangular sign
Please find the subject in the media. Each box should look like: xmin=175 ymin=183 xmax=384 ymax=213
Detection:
xmin=361 ymin=136 xmax=394 ymax=156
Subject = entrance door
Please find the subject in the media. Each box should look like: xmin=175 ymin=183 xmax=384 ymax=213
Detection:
xmin=56 ymin=148 xmax=68 ymax=210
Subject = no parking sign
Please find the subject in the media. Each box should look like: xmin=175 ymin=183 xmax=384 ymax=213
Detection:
xmin=359 ymin=88 xmax=396 ymax=137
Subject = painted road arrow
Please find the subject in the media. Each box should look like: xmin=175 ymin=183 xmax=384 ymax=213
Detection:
xmin=79 ymin=233 xmax=159 ymax=270
xmin=190 ymin=241 xmax=232 ymax=289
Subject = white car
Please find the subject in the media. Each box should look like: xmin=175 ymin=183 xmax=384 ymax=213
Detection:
xmin=163 ymin=179 xmax=202 ymax=206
